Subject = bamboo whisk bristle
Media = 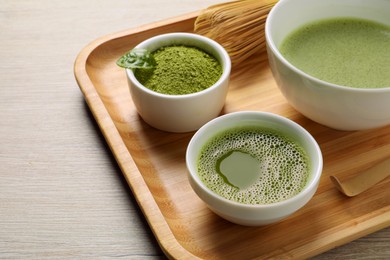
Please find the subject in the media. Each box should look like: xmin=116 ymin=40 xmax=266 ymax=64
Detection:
xmin=194 ymin=0 xmax=278 ymax=65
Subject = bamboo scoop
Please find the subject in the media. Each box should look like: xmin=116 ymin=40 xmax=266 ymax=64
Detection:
xmin=194 ymin=0 xmax=278 ymax=65
xmin=330 ymin=158 xmax=390 ymax=197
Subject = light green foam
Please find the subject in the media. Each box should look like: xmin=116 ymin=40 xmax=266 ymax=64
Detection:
xmin=197 ymin=127 xmax=310 ymax=205
xmin=280 ymin=18 xmax=390 ymax=89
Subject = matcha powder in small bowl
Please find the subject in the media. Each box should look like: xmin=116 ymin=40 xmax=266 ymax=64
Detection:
xmin=134 ymin=45 xmax=223 ymax=95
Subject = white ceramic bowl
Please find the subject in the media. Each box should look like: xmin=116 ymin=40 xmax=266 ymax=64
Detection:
xmin=126 ymin=33 xmax=231 ymax=133
xmin=265 ymin=0 xmax=390 ymax=131
xmin=186 ymin=111 xmax=323 ymax=226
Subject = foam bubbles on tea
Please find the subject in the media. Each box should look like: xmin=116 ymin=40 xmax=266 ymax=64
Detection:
xmin=197 ymin=127 xmax=309 ymax=204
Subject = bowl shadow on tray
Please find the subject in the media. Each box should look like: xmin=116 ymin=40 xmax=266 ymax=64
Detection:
xmin=133 ymin=122 xmax=328 ymax=259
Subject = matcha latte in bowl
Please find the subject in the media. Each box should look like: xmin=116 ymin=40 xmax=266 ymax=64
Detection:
xmin=186 ymin=111 xmax=323 ymax=226
xmin=265 ymin=0 xmax=390 ymax=130
xmin=119 ymin=33 xmax=231 ymax=133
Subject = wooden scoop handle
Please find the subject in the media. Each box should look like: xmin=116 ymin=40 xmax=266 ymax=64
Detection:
xmin=331 ymin=158 xmax=390 ymax=197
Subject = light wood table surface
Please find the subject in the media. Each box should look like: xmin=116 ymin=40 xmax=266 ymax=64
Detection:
xmin=1 ymin=0 xmax=389 ymax=259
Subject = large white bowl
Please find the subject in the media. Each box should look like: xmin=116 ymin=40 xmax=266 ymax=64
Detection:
xmin=186 ymin=111 xmax=323 ymax=226
xmin=126 ymin=33 xmax=231 ymax=133
xmin=265 ymin=0 xmax=390 ymax=131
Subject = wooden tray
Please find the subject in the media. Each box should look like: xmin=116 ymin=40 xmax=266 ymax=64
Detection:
xmin=74 ymin=11 xmax=390 ymax=259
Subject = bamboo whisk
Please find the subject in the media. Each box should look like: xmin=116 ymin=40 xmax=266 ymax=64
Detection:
xmin=194 ymin=0 xmax=278 ymax=65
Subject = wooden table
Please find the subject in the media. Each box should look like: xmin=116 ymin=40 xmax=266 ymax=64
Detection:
xmin=1 ymin=0 xmax=389 ymax=258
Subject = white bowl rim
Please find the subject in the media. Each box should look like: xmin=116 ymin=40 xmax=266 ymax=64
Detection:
xmin=265 ymin=0 xmax=390 ymax=93
xmin=186 ymin=111 xmax=323 ymax=209
xmin=126 ymin=32 xmax=231 ymax=100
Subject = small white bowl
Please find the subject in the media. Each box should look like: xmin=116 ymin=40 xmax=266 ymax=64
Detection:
xmin=265 ymin=0 xmax=390 ymax=131
xmin=186 ymin=111 xmax=323 ymax=226
xmin=126 ymin=33 xmax=231 ymax=133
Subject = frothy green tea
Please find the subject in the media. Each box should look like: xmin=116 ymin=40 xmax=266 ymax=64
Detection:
xmin=279 ymin=18 xmax=390 ymax=88
xmin=197 ymin=127 xmax=310 ymax=204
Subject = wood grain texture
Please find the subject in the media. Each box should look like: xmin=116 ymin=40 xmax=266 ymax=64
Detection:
xmin=1 ymin=0 xmax=389 ymax=259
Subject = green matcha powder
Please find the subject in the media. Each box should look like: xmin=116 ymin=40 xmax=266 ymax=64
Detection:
xmin=134 ymin=45 xmax=223 ymax=95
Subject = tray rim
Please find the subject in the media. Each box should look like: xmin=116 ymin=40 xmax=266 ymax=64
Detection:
xmin=74 ymin=11 xmax=390 ymax=259
xmin=74 ymin=11 xmax=202 ymax=259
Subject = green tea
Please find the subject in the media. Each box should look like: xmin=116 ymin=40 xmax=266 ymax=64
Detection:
xmin=279 ymin=18 xmax=390 ymax=89
xmin=197 ymin=127 xmax=310 ymax=204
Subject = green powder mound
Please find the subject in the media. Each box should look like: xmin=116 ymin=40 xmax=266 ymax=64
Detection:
xmin=134 ymin=45 xmax=223 ymax=95
xmin=279 ymin=18 xmax=390 ymax=89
